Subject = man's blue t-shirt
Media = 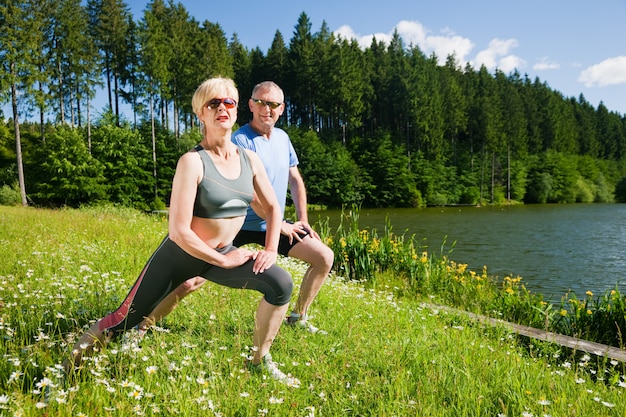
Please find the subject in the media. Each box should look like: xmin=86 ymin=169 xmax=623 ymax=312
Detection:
xmin=232 ymin=123 xmax=299 ymax=231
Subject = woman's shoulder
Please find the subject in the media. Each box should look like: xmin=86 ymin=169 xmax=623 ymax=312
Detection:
xmin=176 ymin=148 xmax=203 ymax=170
xmin=240 ymin=146 xmax=259 ymax=161
xmin=240 ymin=147 xmax=263 ymax=170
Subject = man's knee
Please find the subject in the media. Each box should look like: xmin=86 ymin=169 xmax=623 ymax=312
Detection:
xmin=292 ymin=238 xmax=334 ymax=271
xmin=319 ymin=244 xmax=335 ymax=270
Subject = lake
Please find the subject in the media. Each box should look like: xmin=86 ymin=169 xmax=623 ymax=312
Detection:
xmin=311 ymin=204 xmax=626 ymax=301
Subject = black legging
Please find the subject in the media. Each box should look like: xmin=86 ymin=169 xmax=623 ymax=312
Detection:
xmin=98 ymin=236 xmax=293 ymax=335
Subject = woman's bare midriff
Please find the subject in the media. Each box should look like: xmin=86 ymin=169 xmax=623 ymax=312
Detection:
xmin=190 ymin=215 xmax=246 ymax=248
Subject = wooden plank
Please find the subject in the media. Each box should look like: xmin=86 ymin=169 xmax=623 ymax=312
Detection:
xmin=421 ymin=303 xmax=626 ymax=363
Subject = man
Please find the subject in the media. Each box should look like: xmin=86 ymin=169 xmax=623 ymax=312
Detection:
xmin=138 ymin=81 xmax=333 ymax=334
xmin=232 ymin=81 xmax=334 ymax=332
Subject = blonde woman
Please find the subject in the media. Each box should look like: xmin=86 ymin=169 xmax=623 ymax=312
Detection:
xmin=64 ymin=77 xmax=298 ymax=386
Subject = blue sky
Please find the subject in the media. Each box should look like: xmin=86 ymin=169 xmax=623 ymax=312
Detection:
xmin=125 ymin=0 xmax=626 ymax=116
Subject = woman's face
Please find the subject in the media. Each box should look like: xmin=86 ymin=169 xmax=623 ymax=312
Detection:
xmin=200 ymin=94 xmax=238 ymax=134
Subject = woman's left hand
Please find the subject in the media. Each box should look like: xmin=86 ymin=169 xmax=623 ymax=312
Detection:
xmin=252 ymin=249 xmax=278 ymax=274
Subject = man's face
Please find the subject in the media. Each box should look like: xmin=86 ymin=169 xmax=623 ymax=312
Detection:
xmin=249 ymin=87 xmax=284 ymax=130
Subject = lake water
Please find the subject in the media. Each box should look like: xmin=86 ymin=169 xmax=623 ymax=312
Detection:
xmin=311 ymin=204 xmax=626 ymax=301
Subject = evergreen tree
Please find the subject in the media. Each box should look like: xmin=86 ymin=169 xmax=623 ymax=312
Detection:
xmin=188 ymin=20 xmax=232 ymax=127
xmin=385 ymin=30 xmax=411 ymax=139
xmin=287 ymin=12 xmax=317 ymax=128
xmin=0 ymin=0 xmax=49 ymax=206
xmin=411 ymin=52 xmax=445 ymax=161
xmin=120 ymin=17 xmax=143 ymax=128
xmin=441 ymin=54 xmax=469 ymax=165
xmin=575 ymin=94 xmax=600 ymax=158
xmin=328 ymin=37 xmax=368 ymax=142
xmin=163 ymin=2 xmax=194 ymax=139
xmin=49 ymin=0 xmax=99 ymax=127
xmin=87 ymin=0 xmax=132 ymax=125
xmin=312 ymin=21 xmax=335 ymax=132
xmin=265 ymin=31 xmax=289 ymax=93
xmin=362 ymin=38 xmax=390 ymax=134
xmin=138 ymin=0 xmax=173 ymax=200
xmin=229 ymin=33 xmax=252 ymax=114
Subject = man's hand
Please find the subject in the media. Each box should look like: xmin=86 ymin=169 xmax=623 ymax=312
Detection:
xmin=281 ymin=220 xmax=320 ymax=244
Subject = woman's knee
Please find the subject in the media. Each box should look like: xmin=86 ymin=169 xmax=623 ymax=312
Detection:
xmin=266 ymin=268 xmax=293 ymax=306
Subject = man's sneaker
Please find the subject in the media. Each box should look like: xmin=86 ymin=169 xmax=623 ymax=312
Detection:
xmin=291 ymin=319 xmax=320 ymax=333
xmin=286 ymin=313 xmax=325 ymax=334
xmin=248 ymin=354 xmax=300 ymax=388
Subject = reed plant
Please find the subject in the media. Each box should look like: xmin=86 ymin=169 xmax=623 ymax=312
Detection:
xmin=1 ymin=205 xmax=626 ymax=416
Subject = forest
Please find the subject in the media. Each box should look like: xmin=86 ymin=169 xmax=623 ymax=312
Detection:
xmin=2 ymin=0 xmax=626 ymax=210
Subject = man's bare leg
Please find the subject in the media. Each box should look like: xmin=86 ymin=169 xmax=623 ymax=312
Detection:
xmin=287 ymin=236 xmax=334 ymax=319
xmin=136 ymin=277 xmax=207 ymax=332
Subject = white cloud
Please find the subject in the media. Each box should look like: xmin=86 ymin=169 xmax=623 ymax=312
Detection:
xmin=395 ymin=20 xmax=428 ymax=45
xmin=334 ymin=22 xmax=528 ymax=72
xmin=334 ymin=20 xmax=473 ymax=65
xmin=499 ymin=55 xmax=526 ymax=73
xmin=396 ymin=20 xmax=474 ymax=64
xmin=578 ymin=56 xmax=626 ymax=87
xmin=472 ymin=38 xmax=525 ymax=72
xmin=533 ymin=57 xmax=560 ymax=71
xmin=334 ymin=24 xmax=390 ymax=48
xmin=334 ymin=25 xmax=356 ymax=41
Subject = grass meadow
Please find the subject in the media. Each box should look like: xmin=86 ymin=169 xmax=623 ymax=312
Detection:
xmin=1 ymin=205 xmax=625 ymax=416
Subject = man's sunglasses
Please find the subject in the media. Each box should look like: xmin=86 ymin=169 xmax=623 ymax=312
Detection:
xmin=206 ymin=98 xmax=237 ymax=109
xmin=252 ymin=98 xmax=282 ymax=109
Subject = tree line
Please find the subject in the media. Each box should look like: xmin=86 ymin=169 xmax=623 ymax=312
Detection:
xmin=2 ymin=0 xmax=626 ymax=209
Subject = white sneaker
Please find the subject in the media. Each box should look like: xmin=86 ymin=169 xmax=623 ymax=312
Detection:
xmin=249 ymin=354 xmax=300 ymax=388
xmin=292 ymin=319 xmax=320 ymax=333
xmin=286 ymin=313 xmax=325 ymax=334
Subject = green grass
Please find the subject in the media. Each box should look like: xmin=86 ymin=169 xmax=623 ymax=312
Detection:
xmin=1 ymin=206 xmax=625 ymax=416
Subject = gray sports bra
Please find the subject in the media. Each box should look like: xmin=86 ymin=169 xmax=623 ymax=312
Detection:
xmin=193 ymin=144 xmax=254 ymax=219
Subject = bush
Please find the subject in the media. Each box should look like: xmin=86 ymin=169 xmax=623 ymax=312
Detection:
xmin=575 ymin=177 xmax=594 ymax=203
xmin=614 ymin=176 xmax=626 ymax=203
xmin=0 ymin=183 xmax=20 ymax=206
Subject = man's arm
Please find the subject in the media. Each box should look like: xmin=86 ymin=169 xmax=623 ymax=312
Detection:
xmin=288 ymin=166 xmax=321 ymax=240
xmin=288 ymin=166 xmax=308 ymax=223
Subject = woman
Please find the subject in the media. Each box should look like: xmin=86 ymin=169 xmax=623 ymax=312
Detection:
xmin=64 ymin=77 xmax=298 ymax=387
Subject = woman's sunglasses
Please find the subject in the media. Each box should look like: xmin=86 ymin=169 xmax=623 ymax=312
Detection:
xmin=206 ymin=98 xmax=237 ymax=109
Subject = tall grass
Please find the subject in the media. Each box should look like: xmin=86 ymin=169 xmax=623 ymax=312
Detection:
xmin=1 ymin=205 xmax=626 ymax=416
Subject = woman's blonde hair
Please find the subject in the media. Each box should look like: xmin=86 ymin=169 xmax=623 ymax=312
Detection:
xmin=192 ymin=77 xmax=239 ymax=116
